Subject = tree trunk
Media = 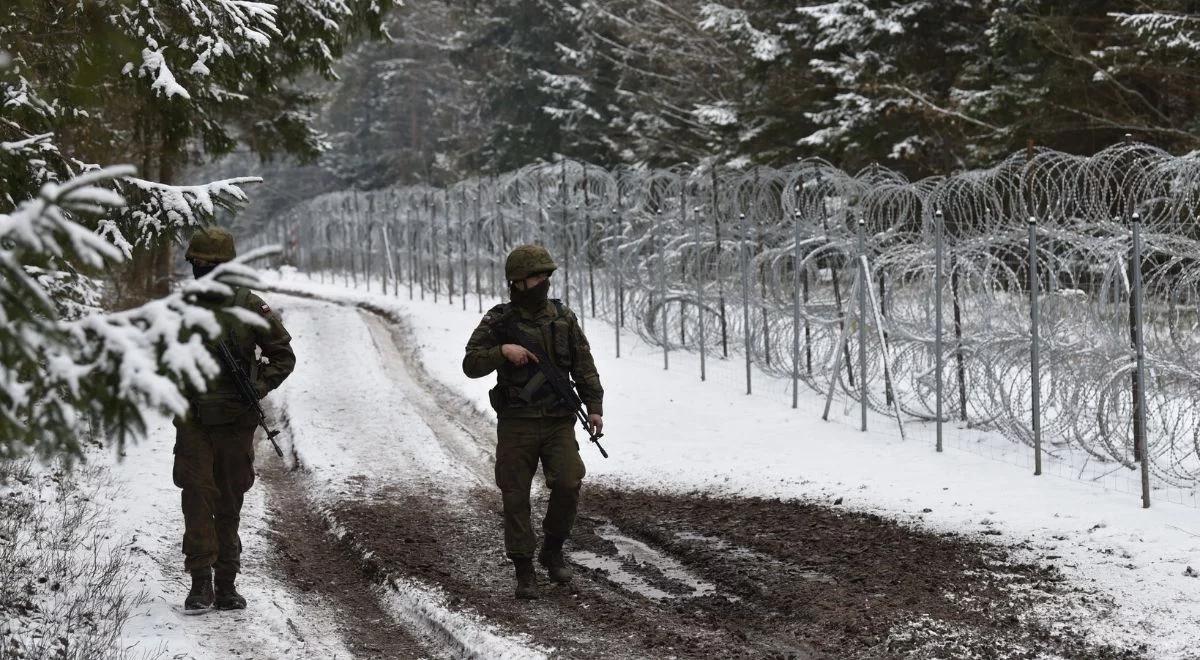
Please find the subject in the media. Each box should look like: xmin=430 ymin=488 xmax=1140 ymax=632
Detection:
xmin=114 ymin=129 xmax=178 ymax=307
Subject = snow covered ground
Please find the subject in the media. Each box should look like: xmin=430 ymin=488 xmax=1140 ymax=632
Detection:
xmin=106 ymin=415 xmax=357 ymax=659
xmin=263 ymin=270 xmax=1200 ymax=659
xmin=270 ymin=294 xmax=549 ymax=658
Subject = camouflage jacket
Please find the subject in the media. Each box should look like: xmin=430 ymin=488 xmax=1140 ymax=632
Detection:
xmin=180 ymin=287 xmax=296 ymax=426
xmin=462 ymin=299 xmax=604 ymax=418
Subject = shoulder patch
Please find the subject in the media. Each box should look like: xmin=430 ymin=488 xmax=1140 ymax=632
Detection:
xmin=482 ymin=303 xmax=509 ymax=325
xmin=259 ymin=303 xmax=272 ymax=316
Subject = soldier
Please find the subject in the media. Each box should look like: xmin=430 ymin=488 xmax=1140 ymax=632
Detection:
xmin=176 ymin=227 xmax=296 ymax=612
xmin=463 ymin=244 xmax=605 ymax=599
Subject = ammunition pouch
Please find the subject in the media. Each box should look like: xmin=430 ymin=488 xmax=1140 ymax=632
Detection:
xmin=489 ymin=381 xmax=559 ymax=414
xmin=488 ymin=385 xmax=508 ymax=413
xmin=489 ymin=300 xmax=576 ymax=416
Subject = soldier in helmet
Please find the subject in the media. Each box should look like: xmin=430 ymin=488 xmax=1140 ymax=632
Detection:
xmin=463 ymin=245 xmax=605 ymax=599
xmin=176 ymin=227 xmax=296 ymax=612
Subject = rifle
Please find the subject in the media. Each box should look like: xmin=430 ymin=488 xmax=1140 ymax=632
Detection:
xmin=216 ymin=331 xmax=284 ymax=458
xmin=500 ymin=315 xmax=609 ymax=458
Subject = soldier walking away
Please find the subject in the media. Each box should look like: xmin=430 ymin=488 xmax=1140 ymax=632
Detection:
xmin=463 ymin=245 xmax=605 ymax=599
xmin=175 ymin=227 xmax=296 ymax=612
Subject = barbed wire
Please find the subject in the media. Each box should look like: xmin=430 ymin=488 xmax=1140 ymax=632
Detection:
xmin=263 ymin=141 xmax=1200 ymax=490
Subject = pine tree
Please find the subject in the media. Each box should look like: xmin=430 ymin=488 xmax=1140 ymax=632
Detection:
xmin=2 ymin=0 xmax=395 ymax=301
xmin=0 ymin=0 xmax=394 ymax=460
xmin=454 ymin=0 xmax=582 ymax=169
xmin=970 ymin=0 xmax=1200 ymax=157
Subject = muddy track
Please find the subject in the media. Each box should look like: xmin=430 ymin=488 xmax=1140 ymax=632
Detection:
xmin=265 ymin=290 xmax=1143 ymax=659
xmin=583 ymin=490 xmax=1143 ymax=659
xmin=256 ymin=437 xmax=434 ymax=658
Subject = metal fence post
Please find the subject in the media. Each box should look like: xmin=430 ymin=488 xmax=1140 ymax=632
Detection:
xmin=475 ymin=184 xmax=483 ymax=312
xmin=711 ymin=168 xmax=728 ymax=358
xmin=420 ymin=194 xmax=429 ymax=302
xmin=445 ymin=190 xmax=454 ymax=306
xmin=364 ymin=195 xmax=373 ymax=292
xmin=857 ymin=216 xmax=868 ymax=432
xmin=560 ymin=163 xmax=571 ymax=308
xmin=576 ymin=204 xmax=585 ymax=330
xmin=585 ymin=169 xmax=597 ymax=319
xmin=792 ymin=207 xmax=802 ymax=408
xmin=693 ymin=206 xmax=706 ymax=381
xmin=460 ymin=188 xmax=468 ymax=311
xmin=382 ymin=224 xmax=396 ymax=300
xmin=657 ymin=209 xmax=669 ymax=370
xmin=1131 ymin=211 xmax=1151 ymax=508
xmin=1029 ymin=216 xmax=1043 ymax=475
xmin=739 ymin=212 xmax=752 ymax=394
xmin=408 ymin=199 xmax=416 ymax=300
xmin=935 ymin=209 xmax=944 ymax=453
xmin=611 ymin=206 xmax=622 ymax=359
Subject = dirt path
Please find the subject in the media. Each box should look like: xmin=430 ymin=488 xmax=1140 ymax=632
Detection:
xmin=256 ymin=451 xmax=433 ymax=658
xmin=261 ymin=292 xmax=1142 ymax=659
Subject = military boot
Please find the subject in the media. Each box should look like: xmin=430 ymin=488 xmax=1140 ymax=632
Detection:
xmin=184 ymin=567 xmax=214 ymax=611
xmin=513 ymin=558 xmax=539 ymax=599
xmin=214 ymin=573 xmax=247 ymax=610
xmin=538 ymin=535 xmax=573 ymax=584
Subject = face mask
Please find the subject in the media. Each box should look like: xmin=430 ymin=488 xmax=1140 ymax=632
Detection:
xmin=192 ymin=263 xmax=216 ymax=279
xmin=510 ymin=279 xmax=550 ymax=310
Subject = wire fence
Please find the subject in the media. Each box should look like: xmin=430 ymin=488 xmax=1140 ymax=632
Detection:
xmin=253 ymin=141 xmax=1200 ymax=508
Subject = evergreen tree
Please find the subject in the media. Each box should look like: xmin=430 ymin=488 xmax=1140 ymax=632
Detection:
xmin=2 ymin=0 xmax=395 ymax=300
xmin=970 ymin=0 xmax=1200 ymax=158
xmin=455 ymin=0 xmax=582 ymax=170
xmin=0 ymin=0 xmax=394 ymax=459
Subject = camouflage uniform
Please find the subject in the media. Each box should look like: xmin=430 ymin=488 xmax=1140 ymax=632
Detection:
xmin=462 ymin=246 xmax=603 ymax=569
xmin=176 ymin=228 xmax=295 ymax=609
xmin=173 ymin=287 xmax=294 ymax=574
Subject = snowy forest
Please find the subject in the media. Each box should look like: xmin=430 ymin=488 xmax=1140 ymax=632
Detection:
xmin=11 ymin=0 xmax=1198 ymax=459
xmin=1 ymin=0 xmax=395 ymax=459
xmin=5 ymin=1 xmax=1200 ymax=659
xmin=227 ymin=0 xmax=1200 ymax=231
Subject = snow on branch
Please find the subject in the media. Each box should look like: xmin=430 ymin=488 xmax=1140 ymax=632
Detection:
xmin=692 ymin=102 xmax=738 ymax=127
xmin=698 ymin=3 xmax=786 ymax=62
xmin=105 ymin=176 xmax=261 ymax=257
xmin=1110 ymin=12 xmax=1200 ymax=57
xmin=120 ymin=0 xmax=282 ymax=100
xmin=1 ymin=159 xmax=270 ymax=460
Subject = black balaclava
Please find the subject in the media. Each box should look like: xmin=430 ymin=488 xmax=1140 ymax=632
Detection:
xmin=192 ymin=263 xmax=217 ymax=279
xmin=510 ymin=278 xmax=551 ymax=311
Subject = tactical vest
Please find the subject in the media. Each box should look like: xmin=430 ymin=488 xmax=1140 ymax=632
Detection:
xmin=490 ymin=300 xmax=576 ymax=415
xmin=189 ymin=287 xmax=258 ymax=425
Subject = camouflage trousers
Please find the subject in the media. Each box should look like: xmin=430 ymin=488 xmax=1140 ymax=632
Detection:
xmin=495 ymin=415 xmax=587 ymax=559
xmin=173 ymin=414 xmax=256 ymax=575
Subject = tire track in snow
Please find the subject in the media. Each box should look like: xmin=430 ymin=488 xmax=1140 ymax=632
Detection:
xmin=269 ymin=294 xmax=549 ymax=659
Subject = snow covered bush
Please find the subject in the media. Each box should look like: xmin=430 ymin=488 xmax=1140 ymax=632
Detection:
xmin=0 ymin=459 xmax=153 ymax=659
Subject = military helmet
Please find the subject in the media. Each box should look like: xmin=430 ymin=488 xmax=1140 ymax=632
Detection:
xmin=505 ymin=244 xmax=557 ymax=281
xmin=186 ymin=226 xmax=237 ymax=264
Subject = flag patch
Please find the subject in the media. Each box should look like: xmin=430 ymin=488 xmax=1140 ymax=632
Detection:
xmin=260 ymin=303 xmax=271 ymax=315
